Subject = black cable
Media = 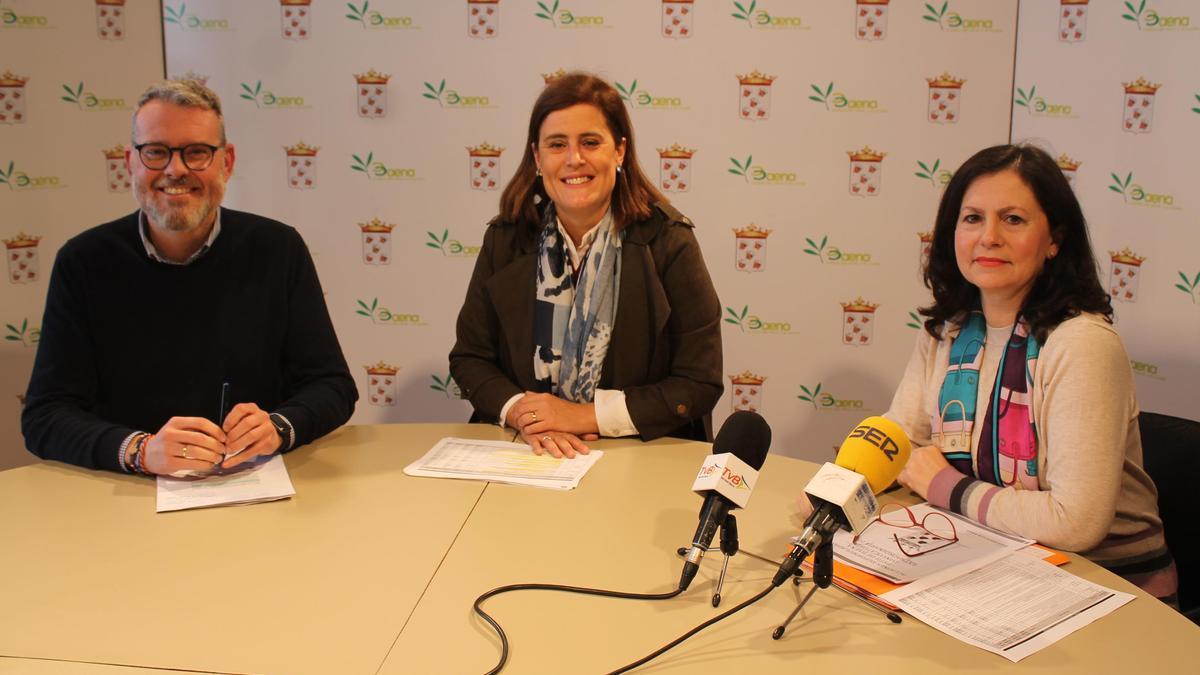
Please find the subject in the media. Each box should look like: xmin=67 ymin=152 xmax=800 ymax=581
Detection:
xmin=606 ymin=583 xmax=776 ymax=675
xmin=473 ymin=582 xmax=684 ymax=675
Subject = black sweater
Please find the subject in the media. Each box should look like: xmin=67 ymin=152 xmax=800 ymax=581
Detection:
xmin=21 ymin=209 xmax=357 ymax=472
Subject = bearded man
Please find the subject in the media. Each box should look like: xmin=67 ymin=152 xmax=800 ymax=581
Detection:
xmin=22 ymin=79 xmax=356 ymax=476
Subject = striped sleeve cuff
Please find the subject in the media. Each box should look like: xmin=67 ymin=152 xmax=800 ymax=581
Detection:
xmin=927 ymin=466 xmax=1002 ymax=526
xmin=117 ymin=431 xmax=141 ymax=474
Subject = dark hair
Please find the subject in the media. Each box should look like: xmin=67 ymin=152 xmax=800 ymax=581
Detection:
xmin=920 ymin=144 xmax=1112 ymax=343
xmin=499 ymin=72 xmax=664 ymax=230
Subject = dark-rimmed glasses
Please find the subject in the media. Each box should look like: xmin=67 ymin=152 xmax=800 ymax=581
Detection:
xmin=852 ymin=503 xmax=960 ymax=557
xmin=133 ymin=143 xmax=222 ymax=171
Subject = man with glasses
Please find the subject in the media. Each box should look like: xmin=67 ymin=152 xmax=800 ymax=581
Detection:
xmin=21 ymin=79 xmax=357 ymax=476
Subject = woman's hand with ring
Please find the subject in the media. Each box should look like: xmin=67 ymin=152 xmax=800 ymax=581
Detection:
xmin=521 ymin=429 xmax=592 ymax=459
xmin=509 ymin=392 xmax=599 ymax=436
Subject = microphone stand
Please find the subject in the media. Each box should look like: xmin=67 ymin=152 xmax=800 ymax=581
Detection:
xmin=772 ymin=538 xmax=901 ymax=639
xmin=712 ymin=513 xmax=738 ymax=607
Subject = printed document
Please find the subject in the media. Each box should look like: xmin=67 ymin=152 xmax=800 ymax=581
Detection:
xmin=405 ymin=437 xmax=603 ymax=490
xmin=156 ymin=454 xmax=296 ymax=513
xmin=881 ymin=552 xmax=1133 ymax=662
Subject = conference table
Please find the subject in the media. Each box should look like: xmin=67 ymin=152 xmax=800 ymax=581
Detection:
xmin=1 ymin=424 xmax=1195 ymax=674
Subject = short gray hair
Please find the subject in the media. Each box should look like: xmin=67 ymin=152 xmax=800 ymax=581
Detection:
xmin=132 ymin=78 xmax=226 ymax=144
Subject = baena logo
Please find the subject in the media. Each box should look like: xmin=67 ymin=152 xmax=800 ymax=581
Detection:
xmin=1014 ymin=85 xmax=1075 ymax=118
xmin=421 ymin=79 xmax=493 ymax=108
xmin=1109 ymin=171 xmax=1177 ymax=208
xmin=1121 ymin=0 xmax=1194 ymax=31
xmin=59 ymin=81 xmax=128 ymax=111
xmin=802 ymin=235 xmax=875 ymax=266
xmin=616 ymin=79 xmax=686 ymax=109
xmin=914 ymin=158 xmax=952 ymax=187
xmin=430 ymin=373 xmax=462 ymax=399
xmin=1130 ymin=358 xmax=1167 ymax=381
xmin=354 ymin=298 xmax=426 ymax=326
xmin=807 ymin=81 xmax=883 ymax=112
xmin=0 ymin=160 xmax=64 ymax=191
xmin=798 ymin=382 xmax=865 ymax=411
xmin=239 ymin=80 xmax=306 ymax=109
xmin=535 ymin=1 xmax=606 ymax=28
xmin=731 ymin=1 xmax=808 ymax=29
xmin=425 ymin=229 xmax=481 ymax=257
xmin=351 ymin=151 xmax=419 ymax=181
xmin=2 ymin=5 xmax=51 ymax=29
xmin=906 ymin=310 xmax=923 ymax=330
xmin=1176 ymin=269 xmax=1200 ymax=304
xmin=728 ymin=154 xmax=801 ymax=186
xmin=723 ymin=305 xmax=800 ymax=334
xmin=922 ymin=1 xmax=998 ymax=32
xmin=345 ymin=1 xmax=417 ymax=29
xmin=163 ymin=3 xmax=232 ymax=31
xmin=4 ymin=318 xmax=40 ymax=347
xmin=1193 ymin=92 xmax=1200 ymax=115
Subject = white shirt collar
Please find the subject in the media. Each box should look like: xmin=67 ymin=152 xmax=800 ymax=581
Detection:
xmin=138 ymin=208 xmax=222 ymax=265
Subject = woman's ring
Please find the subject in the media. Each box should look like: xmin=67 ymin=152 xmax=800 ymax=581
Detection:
xmin=181 ymin=446 xmax=191 ymax=459
xmin=541 ymin=436 xmax=551 ymax=443
xmin=530 ymin=411 xmax=538 ymax=422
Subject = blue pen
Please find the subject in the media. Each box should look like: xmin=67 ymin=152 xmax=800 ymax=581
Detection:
xmin=219 ymin=381 xmax=231 ymax=425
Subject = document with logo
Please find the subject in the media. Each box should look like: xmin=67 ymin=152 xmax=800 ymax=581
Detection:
xmin=881 ymin=552 xmax=1133 ymax=662
xmin=156 ymin=454 xmax=296 ymax=513
xmin=404 ymin=437 xmax=603 ymax=490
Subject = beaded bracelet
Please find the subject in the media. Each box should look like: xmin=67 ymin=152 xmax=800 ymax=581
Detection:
xmin=135 ymin=433 xmax=152 ymax=475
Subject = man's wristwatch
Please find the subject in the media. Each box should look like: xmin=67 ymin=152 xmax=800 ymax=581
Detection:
xmin=268 ymin=413 xmax=295 ymax=452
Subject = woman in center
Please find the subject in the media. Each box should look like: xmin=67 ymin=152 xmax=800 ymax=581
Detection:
xmin=450 ymin=72 xmax=722 ymax=458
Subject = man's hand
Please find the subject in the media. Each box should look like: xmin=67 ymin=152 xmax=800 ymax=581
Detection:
xmin=221 ymin=403 xmax=282 ymax=469
xmin=519 ymin=428 xmax=597 ymax=459
xmin=143 ymin=417 xmax=226 ymax=476
xmin=896 ymin=445 xmax=952 ymax=500
xmin=507 ymin=392 xmax=599 ymax=437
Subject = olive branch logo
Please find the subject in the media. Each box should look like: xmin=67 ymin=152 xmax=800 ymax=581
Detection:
xmin=1109 ymin=171 xmax=1133 ymax=201
xmin=345 ymin=1 xmax=370 ymax=27
xmin=803 ymin=235 xmax=828 ymax=263
xmin=163 ymin=3 xmax=186 ymax=26
xmin=915 ymin=159 xmax=942 ymax=186
xmin=1176 ymin=271 xmax=1200 ymax=304
xmin=426 ymin=229 xmax=449 ymax=254
xmin=1014 ymin=85 xmax=1036 ymax=112
xmin=808 ymin=82 xmax=835 ymax=110
xmin=5 ymin=319 xmax=40 ymax=347
xmin=355 ymin=298 xmax=380 ymax=323
xmin=535 ymin=0 xmax=561 ymax=26
xmin=1121 ymin=0 xmax=1147 ymax=29
xmin=797 ymin=383 xmax=823 ymax=409
xmin=923 ymin=1 xmax=950 ymax=28
xmin=1192 ymin=93 xmax=1199 ymax=115
xmin=0 ymin=160 xmax=14 ymax=190
xmin=907 ymin=311 xmax=923 ymax=330
xmin=422 ymin=79 xmax=446 ymax=106
xmin=731 ymin=0 xmax=758 ymax=27
xmin=614 ymin=80 xmax=641 ymax=105
xmin=724 ymin=305 xmax=749 ymax=331
xmin=351 ymin=152 xmax=375 ymax=176
xmin=239 ymin=81 xmax=263 ymax=107
xmin=430 ymin=373 xmax=459 ymax=398
xmin=60 ymin=82 xmax=85 ymax=109
xmin=728 ymin=155 xmax=753 ymax=183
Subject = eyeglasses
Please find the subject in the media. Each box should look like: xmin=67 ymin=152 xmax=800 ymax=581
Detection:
xmin=133 ymin=143 xmax=222 ymax=171
xmin=852 ymin=503 xmax=960 ymax=558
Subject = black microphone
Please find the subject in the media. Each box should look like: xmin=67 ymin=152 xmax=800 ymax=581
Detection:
xmin=679 ymin=411 xmax=771 ymax=591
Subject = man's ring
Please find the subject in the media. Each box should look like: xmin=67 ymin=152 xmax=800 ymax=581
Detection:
xmin=181 ymin=446 xmax=191 ymax=459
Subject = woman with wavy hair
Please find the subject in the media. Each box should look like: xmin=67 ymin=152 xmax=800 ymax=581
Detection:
xmin=885 ymin=144 xmax=1177 ymax=604
xmin=449 ymin=72 xmax=722 ymax=458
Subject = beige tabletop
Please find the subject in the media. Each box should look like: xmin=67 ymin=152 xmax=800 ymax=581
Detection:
xmin=0 ymin=424 xmax=502 ymax=674
xmin=2 ymin=424 xmax=1196 ymax=674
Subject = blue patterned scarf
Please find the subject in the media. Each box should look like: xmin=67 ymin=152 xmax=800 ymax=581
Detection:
xmin=532 ymin=205 xmax=622 ymax=403
xmin=932 ymin=311 xmax=1042 ymax=488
